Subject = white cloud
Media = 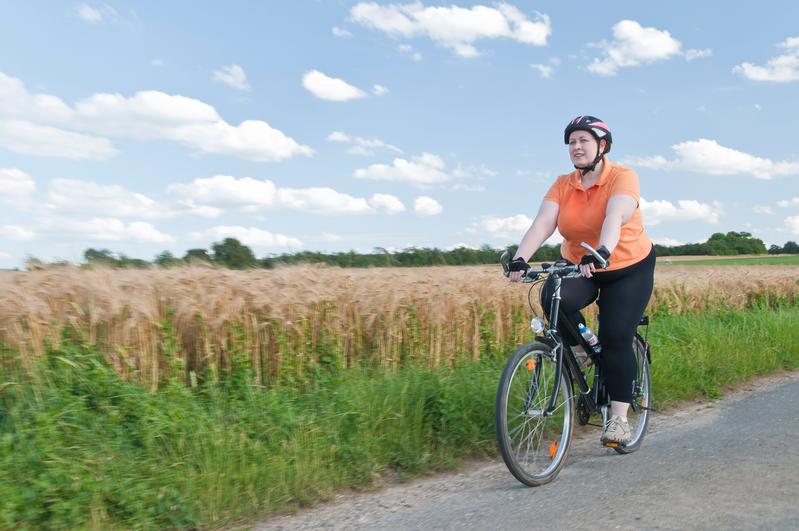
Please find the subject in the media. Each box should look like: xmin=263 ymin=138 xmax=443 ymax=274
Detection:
xmin=212 ymin=64 xmax=251 ymax=92
xmin=651 ymin=236 xmax=684 ymax=247
xmin=42 ymin=178 xmax=203 ymax=220
xmin=0 ymin=72 xmax=73 ymax=122
xmin=372 ymin=84 xmax=389 ymax=96
xmin=151 ymin=58 xmax=164 ymax=67
xmin=587 ymin=20 xmax=682 ymax=75
xmin=450 ymin=183 xmax=486 ymax=192
xmin=74 ymin=90 xmax=312 ymax=161
xmin=397 ymin=43 xmax=423 ymax=61
xmin=326 ymin=130 xmax=403 ymax=156
xmin=685 ymin=48 xmax=713 ymax=61
xmin=777 ymin=197 xmax=799 ymax=208
xmin=276 ymin=187 xmax=372 ymax=214
xmin=467 ymin=214 xmax=530 ymax=238
xmin=786 ymin=216 xmax=799 ymax=234
xmin=531 ymin=63 xmax=553 ymax=79
xmin=452 ymin=163 xmax=497 ymax=179
xmin=350 ymin=2 xmax=551 ymax=58
xmin=640 ymin=197 xmax=722 ymax=225
xmin=169 ymin=174 xmax=405 ymax=216
xmin=752 ymin=205 xmax=774 ymax=215
xmin=354 ymin=152 xmax=450 ymax=184
xmin=621 ymin=155 xmax=670 ymax=169
xmin=168 ymin=175 xmax=277 ymax=208
xmin=466 ymin=214 xmax=564 ymax=243
xmin=733 ymin=36 xmax=799 ymax=83
xmin=302 ymin=70 xmax=367 ymax=102
xmin=0 ymin=167 xmax=36 ymax=201
xmin=0 ymin=225 xmax=35 ymax=241
xmin=332 ymin=26 xmax=353 ymax=38
xmin=413 ymin=196 xmax=442 ymax=216
xmin=446 ymin=242 xmax=479 ymax=251
xmin=623 ymin=139 xmax=799 ymax=180
xmin=39 ymin=217 xmax=173 ymax=243
xmin=0 ymin=120 xmax=118 ymax=160
xmin=75 ymin=3 xmax=117 ymax=23
xmin=188 ymin=226 xmax=302 ymax=248
xmin=369 ymin=193 xmax=406 ymax=214
xmin=0 ymin=72 xmax=312 ymax=162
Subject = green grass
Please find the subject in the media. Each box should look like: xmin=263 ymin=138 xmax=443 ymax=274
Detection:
xmin=657 ymin=254 xmax=799 ymax=266
xmin=2 ymin=304 xmax=799 ymax=529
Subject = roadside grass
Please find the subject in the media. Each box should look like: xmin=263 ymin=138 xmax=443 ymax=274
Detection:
xmin=1 ymin=304 xmax=798 ymax=529
xmin=656 ymin=254 xmax=799 ymax=266
xmin=649 ymin=303 xmax=799 ymax=401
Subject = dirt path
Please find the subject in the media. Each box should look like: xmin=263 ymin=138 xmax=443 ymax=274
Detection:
xmin=259 ymin=372 xmax=799 ymax=530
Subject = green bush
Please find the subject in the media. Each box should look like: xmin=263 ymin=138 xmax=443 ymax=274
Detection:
xmin=2 ymin=304 xmax=798 ymax=529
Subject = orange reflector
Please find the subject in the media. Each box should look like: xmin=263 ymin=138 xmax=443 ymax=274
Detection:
xmin=549 ymin=441 xmax=558 ymax=459
xmin=526 ymin=359 xmax=536 ymax=371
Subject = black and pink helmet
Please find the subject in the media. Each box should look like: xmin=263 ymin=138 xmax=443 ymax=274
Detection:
xmin=564 ymin=115 xmax=612 ymax=155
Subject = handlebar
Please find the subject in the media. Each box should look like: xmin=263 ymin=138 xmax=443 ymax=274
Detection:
xmin=500 ymin=241 xmax=605 ymax=282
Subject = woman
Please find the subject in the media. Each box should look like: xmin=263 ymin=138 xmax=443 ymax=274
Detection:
xmin=508 ymin=115 xmax=655 ymax=445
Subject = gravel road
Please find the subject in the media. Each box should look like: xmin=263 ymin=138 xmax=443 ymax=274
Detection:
xmin=261 ymin=372 xmax=799 ymax=530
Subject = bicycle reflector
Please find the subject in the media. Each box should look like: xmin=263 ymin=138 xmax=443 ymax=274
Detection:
xmin=526 ymin=359 xmax=536 ymax=371
xmin=549 ymin=441 xmax=558 ymax=459
xmin=530 ymin=316 xmax=545 ymax=334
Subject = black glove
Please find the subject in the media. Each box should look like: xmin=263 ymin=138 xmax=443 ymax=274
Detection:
xmin=508 ymin=257 xmax=530 ymax=273
xmin=579 ymin=245 xmax=610 ymax=269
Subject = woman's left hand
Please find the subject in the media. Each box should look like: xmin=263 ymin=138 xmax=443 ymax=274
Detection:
xmin=579 ymin=262 xmax=596 ymax=278
xmin=579 ymin=245 xmax=610 ymax=278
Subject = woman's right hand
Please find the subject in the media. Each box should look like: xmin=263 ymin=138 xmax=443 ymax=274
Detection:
xmin=508 ymin=257 xmax=529 ymax=282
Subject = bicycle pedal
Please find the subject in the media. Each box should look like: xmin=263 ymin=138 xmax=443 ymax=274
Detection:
xmin=602 ymin=441 xmax=625 ymax=448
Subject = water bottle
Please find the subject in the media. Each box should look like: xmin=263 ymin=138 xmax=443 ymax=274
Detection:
xmin=578 ymin=323 xmax=602 ymax=354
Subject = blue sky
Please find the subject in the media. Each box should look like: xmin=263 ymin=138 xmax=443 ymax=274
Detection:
xmin=1 ymin=1 xmax=799 ymax=267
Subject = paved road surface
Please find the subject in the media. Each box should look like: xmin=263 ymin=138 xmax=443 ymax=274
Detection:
xmin=263 ymin=373 xmax=799 ymax=530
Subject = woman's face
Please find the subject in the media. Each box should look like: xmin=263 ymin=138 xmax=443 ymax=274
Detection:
xmin=568 ymin=130 xmax=600 ymax=167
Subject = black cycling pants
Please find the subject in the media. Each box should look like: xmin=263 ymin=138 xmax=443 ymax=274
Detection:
xmin=541 ymin=246 xmax=655 ymax=403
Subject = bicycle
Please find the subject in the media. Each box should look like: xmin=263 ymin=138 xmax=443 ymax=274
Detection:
xmin=495 ymin=242 xmax=652 ymax=487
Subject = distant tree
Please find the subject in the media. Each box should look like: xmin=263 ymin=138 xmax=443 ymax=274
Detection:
xmin=211 ymin=238 xmax=256 ymax=269
xmin=783 ymin=241 xmax=799 ymax=254
xmin=183 ymin=248 xmax=212 ymax=263
xmin=84 ymin=248 xmax=117 ymax=266
xmin=768 ymin=244 xmax=783 ymax=255
xmin=154 ymin=250 xmax=182 ymax=267
xmin=25 ymin=256 xmax=46 ymax=271
xmin=117 ymin=254 xmax=150 ymax=269
xmin=706 ymin=231 xmax=766 ymax=255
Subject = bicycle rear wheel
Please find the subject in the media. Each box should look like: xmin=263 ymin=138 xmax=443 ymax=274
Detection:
xmin=614 ymin=334 xmax=651 ymax=454
xmin=496 ymin=342 xmax=574 ymax=486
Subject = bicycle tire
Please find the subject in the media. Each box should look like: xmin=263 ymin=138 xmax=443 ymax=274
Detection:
xmin=613 ymin=335 xmax=651 ymax=454
xmin=496 ymin=342 xmax=574 ymax=486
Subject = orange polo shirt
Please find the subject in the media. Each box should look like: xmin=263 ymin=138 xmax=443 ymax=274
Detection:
xmin=544 ymin=159 xmax=651 ymax=271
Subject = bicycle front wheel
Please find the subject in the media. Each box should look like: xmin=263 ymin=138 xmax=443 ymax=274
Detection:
xmin=495 ymin=342 xmax=574 ymax=486
xmin=614 ymin=334 xmax=651 ymax=454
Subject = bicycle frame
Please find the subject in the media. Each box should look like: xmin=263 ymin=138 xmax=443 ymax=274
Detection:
xmin=540 ymin=272 xmax=607 ymax=420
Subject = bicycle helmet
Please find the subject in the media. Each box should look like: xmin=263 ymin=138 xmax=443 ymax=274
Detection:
xmin=564 ymin=115 xmax=612 ymax=174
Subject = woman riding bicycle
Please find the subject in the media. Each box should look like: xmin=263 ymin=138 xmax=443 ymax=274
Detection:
xmin=508 ymin=115 xmax=655 ymax=445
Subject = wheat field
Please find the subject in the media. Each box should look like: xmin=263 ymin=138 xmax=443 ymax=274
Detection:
xmin=1 ymin=264 xmax=797 ymax=388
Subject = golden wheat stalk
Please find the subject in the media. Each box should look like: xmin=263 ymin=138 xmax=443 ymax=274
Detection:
xmin=0 ymin=264 xmax=796 ymax=388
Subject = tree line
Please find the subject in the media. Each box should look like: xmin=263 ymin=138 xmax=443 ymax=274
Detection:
xmin=23 ymin=232 xmax=798 ymax=271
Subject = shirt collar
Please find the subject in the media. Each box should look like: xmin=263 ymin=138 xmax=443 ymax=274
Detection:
xmin=568 ymin=158 xmax=613 ymax=190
